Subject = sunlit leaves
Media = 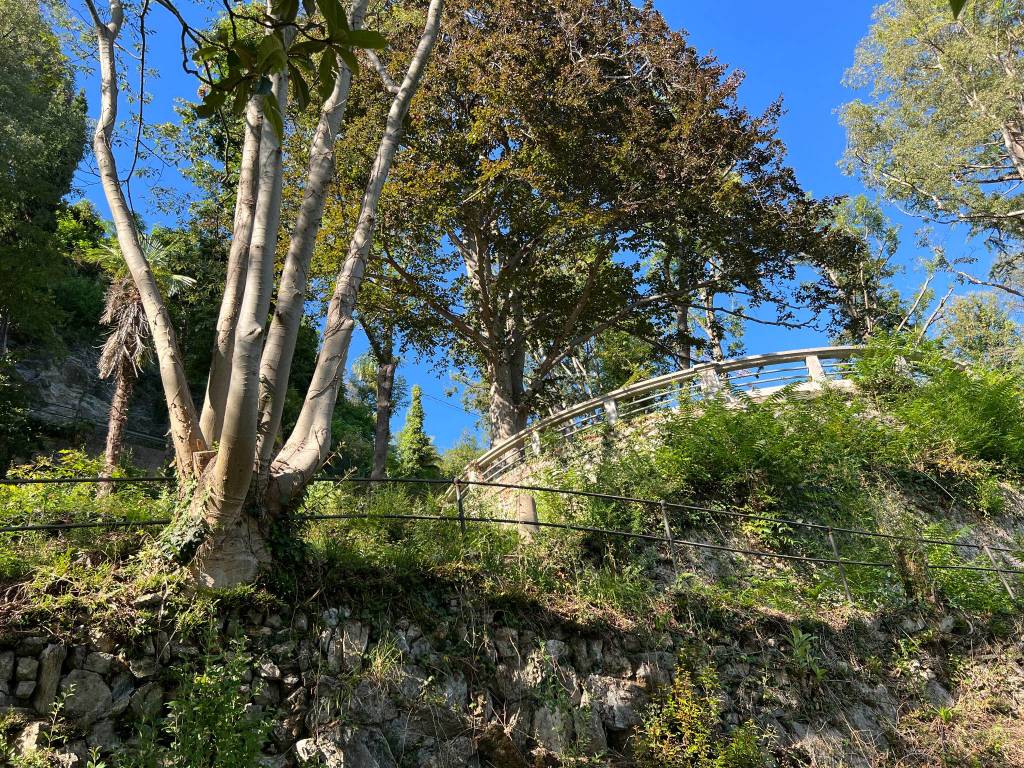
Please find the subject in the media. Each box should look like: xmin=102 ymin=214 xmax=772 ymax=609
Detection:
xmin=317 ymin=0 xmax=349 ymax=38
xmin=317 ymin=50 xmax=338 ymax=102
xmin=347 ymin=29 xmax=387 ymax=49
xmin=191 ymin=0 xmax=389 ymax=138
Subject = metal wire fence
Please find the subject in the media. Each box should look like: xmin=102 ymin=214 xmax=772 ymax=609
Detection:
xmin=1 ymin=474 xmax=1022 ymax=602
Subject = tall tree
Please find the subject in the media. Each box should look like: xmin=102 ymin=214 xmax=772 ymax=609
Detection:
xmin=80 ymin=0 xmax=445 ymax=585
xmin=0 ymin=0 xmax=87 ymax=353
xmin=340 ymin=0 xmax=824 ymax=443
xmin=842 ymin=0 xmax=1024 ymax=280
xmin=940 ymin=292 xmax=1023 ymax=368
xmin=395 ymin=385 xmax=437 ymax=477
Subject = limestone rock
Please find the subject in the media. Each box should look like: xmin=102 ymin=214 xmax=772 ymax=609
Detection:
xmin=587 ymin=675 xmax=644 ymax=732
xmin=83 ymin=652 xmax=116 ymax=676
xmin=129 ymin=655 xmax=159 ymax=679
xmin=129 ymin=681 xmax=162 ymax=720
xmin=32 ymin=643 xmax=67 ymax=714
xmin=16 ymin=721 xmax=45 ymax=753
xmin=16 ymin=657 xmax=39 ymax=681
xmin=342 ymin=621 xmax=370 ymax=671
xmin=533 ymin=705 xmax=574 ymax=754
xmin=0 ymin=651 xmax=15 ymax=685
xmin=87 ymin=719 xmax=120 ymax=751
xmin=60 ymin=670 xmax=113 ymax=726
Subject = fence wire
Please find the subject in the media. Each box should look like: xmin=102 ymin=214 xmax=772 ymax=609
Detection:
xmin=1 ymin=475 xmax=1022 ymax=590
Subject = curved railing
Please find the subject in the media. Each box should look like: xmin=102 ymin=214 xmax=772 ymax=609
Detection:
xmin=465 ymin=345 xmax=864 ymax=486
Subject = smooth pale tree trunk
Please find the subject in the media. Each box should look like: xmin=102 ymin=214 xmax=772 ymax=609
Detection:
xmin=371 ymin=359 xmax=397 ymax=481
xmin=200 ymin=97 xmax=263 ymax=445
xmin=98 ymin=363 xmax=134 ymax=498
xmin=87 ymin=0 xmax=445 ymax=587
xmin=196 ymin=63 xmax=291 ymax=585
xmin=255 ymin=3 xmax=367 ymax=474
xmin=271 ymin=0 xmax=445 ymax=507
xmin=86 ymin=0 xmax=205 ymax=475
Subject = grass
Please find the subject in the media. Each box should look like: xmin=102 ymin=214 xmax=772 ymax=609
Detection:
xmin=2 ymin=336 xmax=1023 ymax=637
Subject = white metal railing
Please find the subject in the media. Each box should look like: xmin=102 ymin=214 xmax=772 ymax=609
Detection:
xmin=465 ymin=346 xmax=863 ymax=486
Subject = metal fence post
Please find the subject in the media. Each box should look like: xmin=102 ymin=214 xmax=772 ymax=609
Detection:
xmin=455 ymin=479 xmax=466 ymax=539
xmin=983 ymin=544 xmax=1016 ymax=600
xmin=603 ymin=398 xmax=618 ymax=425
xmin=660 ymin=501 xmax=677 ymax=572
xmin=827 ymin=527 xmax=853 ymax=603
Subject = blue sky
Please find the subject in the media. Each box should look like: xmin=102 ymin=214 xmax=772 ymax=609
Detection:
xmin=73 ymin=0 xmax=981 ymax=451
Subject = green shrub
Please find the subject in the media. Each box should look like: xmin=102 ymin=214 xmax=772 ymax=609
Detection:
xmin=634 ymin=665 xmax=768 ymax=768
xmin=0 ymin=450 xmax=171 ymax=580
xmin=125 ymin=642 xmax=271 ymax=768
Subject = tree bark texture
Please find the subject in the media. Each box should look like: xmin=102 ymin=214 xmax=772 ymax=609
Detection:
xmin=371 ymin=359 xmax=397 ymax=481
xmin=98 ymin=363 xmax=134 ymax=498
xmin=271 ymin=0 xmax=445 ymax=506
xmin=200 ymin=96 xmax=263 ymax=445
xmin=255 ymin=2 xmax=368 ymax=474
xmin=88 ymin=0 xmax=206 ymax=475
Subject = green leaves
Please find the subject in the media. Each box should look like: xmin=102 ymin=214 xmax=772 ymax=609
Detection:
xmin=346 ymin=29 xmax=387 ymax=49
xmin=271 ymin=0 xmax=299 ymax=23
xmin=317 ymin=0 xmax=349 ymax=39
xmin=948 ymin=0 xmax=967 ymax=17
xmin=257 ymin=33 xmax=288 ymax=72
xmin=191 ymin=0 xmax=390 ymax=132
xmin=318 ymin=50 xmax=338 ymax=102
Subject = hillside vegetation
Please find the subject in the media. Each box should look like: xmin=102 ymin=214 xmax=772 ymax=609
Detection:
xmin=2 ymin=336 xmax=1023 ymax=766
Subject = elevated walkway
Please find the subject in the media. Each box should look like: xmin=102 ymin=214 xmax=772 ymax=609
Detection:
xmin=460 ymin=347 xmax=863 ymax=518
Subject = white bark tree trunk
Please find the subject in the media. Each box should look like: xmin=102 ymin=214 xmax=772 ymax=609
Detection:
xmin=195 ymin=63 xmax=290 ymax=585
xmin=255 ymin=1 xmax=368 ymax=473
xmin=271 ymin=0 xmax=445 ymax=506
xmin=87 ymin=0 xmax=206 ymax=475
xmin=200 ymin=96 xmax=263 ymax=444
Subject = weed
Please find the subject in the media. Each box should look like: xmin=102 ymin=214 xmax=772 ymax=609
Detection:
xmin=633 ymin=663 xmax=768 ymax=768
xmin=786 ymin=627 xmax=826 ymax=686
xmin=122 ymin=639 xmax=272 ymax=768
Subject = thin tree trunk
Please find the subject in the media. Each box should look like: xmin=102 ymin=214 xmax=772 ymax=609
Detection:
xmin=675 ymin=302 xmax=691 ymax=368
xmin=271 ymin=0 xmax=445 ymax=506
xmin=85 ymin=0 xmax=205 ymax=476
xmin=371 ymin=359 xmax=397 ymax=481
xmin=98 ymin=364 xmax=134 ymax=497
xmin=1001 ymin=122 xmax=1024 ymax=182
xmin=200 ymin=96 xmax=263 ymax=444
xmin=255 ymin=3 xmax=367 ymax=474
xmin=701 ymin=287 xmax=724 ymax=361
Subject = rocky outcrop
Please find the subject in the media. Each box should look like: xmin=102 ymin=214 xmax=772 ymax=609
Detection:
xmin=13 ymin=343 xmax=170 ymax=468
xmin=2 ymin=593 xmax=1022 ymax=767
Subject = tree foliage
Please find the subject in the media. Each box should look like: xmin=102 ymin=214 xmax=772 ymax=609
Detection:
xmin=395 ymin=385 xmax=438 ymax=477
xmin=323 ymin=0 xmax=828 ymax=442
xmin=842 ymin=0 xmax=1024 ymax=274
xmin=800 ymin=195 xmax=905 ymax=342
xmin=0 ymin=0 xmax=87 ymax=350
